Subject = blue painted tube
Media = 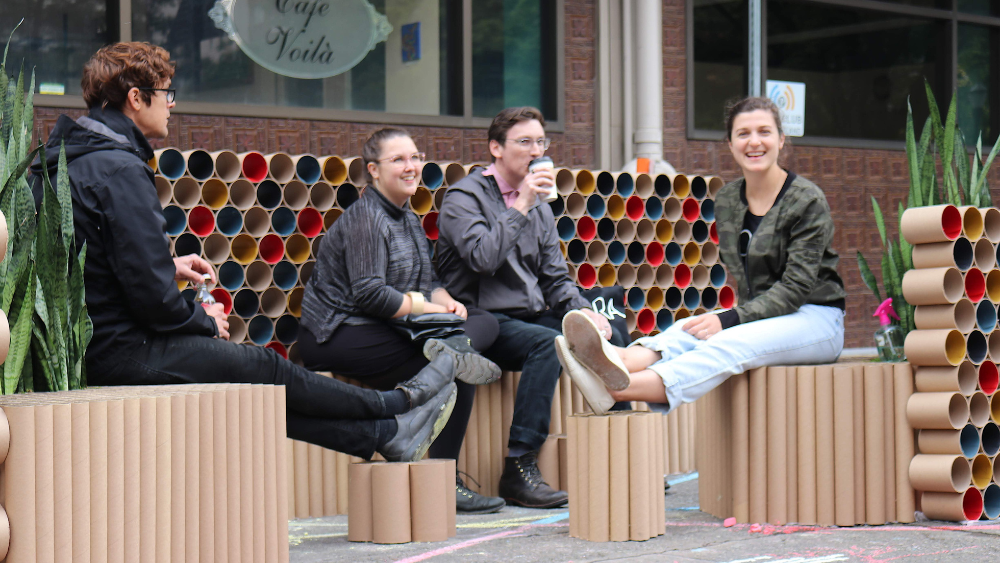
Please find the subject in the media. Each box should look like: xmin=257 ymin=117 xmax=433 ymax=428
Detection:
xmin=608 ymin=241 xmax=626 ymax=265
xmin=984 ymin=484 xmax=1000 ymax=519
xmin=627 ymin=287 xmax=645 ymax=310
xmin=162 ymin=205 xmax=186 ymax=236
xmin=234 ymin=289 xmax=260 ymax=319
xmin=567 ymin=239 xmax=587 ymax=264
xmin=271 ymin=207 xmax=297 ymax=236
xmin=273 ymin=261 xmax=299 ymax=290
xmin=645 ymin=198 xmax=663 ymax=220
xmin=701 ymin=199 xmax=715 ymax=221
xmin=557 ymin=216 xmax=576 ymax=241
xmin=656 ymin=309 xmax=673 ymax=331
xmin=422 ymin=162 xmax=444 ymax=190
xmin=664 ymin=242 xmax=682 ymax=266
xmin=710 ymin=264 xmax=727 ymax=288
xmin=665 ymin=287 xmax=683 ymax=309
xmin=295 ymin=155 xmax=322 ymax=184
xmin=586 ymin=194 xmax=606 ymax=218
xmin=683 ymin=286 xmax=701 ymax=309
xmin=248 ymin=315 xmax=275 ymax=345
xmin=597 ymin=218 xmax=616 ymax=242
xmin=219 ymin=261 xmax=245 ymax=291
xmin=216 ymin=206 xmax=243 ymax=236
xmin=257 ymin=180 xmax=282 ymax=209
xmin=627 ymin=241 xmax=645 ymax=265
xmin=156 ymin=148 xmax=185 ymax=180
xmin=616 ymin=174 xmax=634 ymax=197
xmin=977 ymin=300 xmax=997 ymax=332
xmin=275 ymin=314 xmax=300 ymax=345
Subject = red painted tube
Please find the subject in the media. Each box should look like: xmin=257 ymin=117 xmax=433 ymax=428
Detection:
xmin=210 ymin=288 xmax=233 ymax=315
xmin=577 ymin=263 xmax=597 ymax=289
xmin=637 ymin=308 xmax=655 ymax=334
xmin=719 ymin=286 xmax=735 ymax=309
xmin=646 ymin=243 xmax=665 ymax=267
xmin=259 ymin=234 xmax=285 ymax=264
xmin=240 ymin=151 xmax=268 ymax=182
xmin=966 ymin=268 xmax=986 ymax=303
xmin=625 ymin=196 xmax=645 ymax=221
xmin=577 ymin=216 xmax=597 ymax=242
xmin=682 ymin=198 xmax=700 ymax=222
xmin=710 ymin=222 xmax=719 ymax=244
xmin=674 ymin=263 xmax=691 ymax=289
xmin=297 ymin=208 xmax=323 ymax=238
xmin=187 ymin=205 xmax=215 ymax=236
xmin=265 ymin=341 xmax=289 ymax=359
xmin=422 ymin=212 xmax=440 ymax=240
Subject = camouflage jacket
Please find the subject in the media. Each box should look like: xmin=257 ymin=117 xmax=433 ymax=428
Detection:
xmin=715 ymin=173 xmax=846 ymax=325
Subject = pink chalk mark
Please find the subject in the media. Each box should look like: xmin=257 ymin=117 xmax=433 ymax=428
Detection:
xmin=392 ymin=529 xmax=525 ymax=563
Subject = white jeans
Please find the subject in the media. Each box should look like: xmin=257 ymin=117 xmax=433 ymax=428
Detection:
xmin=631 ymin=304 xmax=845 ymax=412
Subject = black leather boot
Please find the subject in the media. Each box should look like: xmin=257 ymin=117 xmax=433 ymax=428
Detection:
xmin=456 ymin=474 xmax=506 ymax=514
xmin=497 ymin=451 xmax=568 ymax=508
xmin=395 ymin=354 xmax=455 ymax=410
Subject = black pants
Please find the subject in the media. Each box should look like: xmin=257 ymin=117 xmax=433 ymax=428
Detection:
xmin=88 ymin=334 xmax=391 ymax=460
xmin=484 ymin=310 xmax=629 ymax=451
xmin=297 ymin=308 xmax=499 ymax=461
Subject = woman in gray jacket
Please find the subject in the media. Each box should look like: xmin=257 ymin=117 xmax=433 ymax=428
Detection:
xmin=557 ymin=97 xmax=846 ymax=413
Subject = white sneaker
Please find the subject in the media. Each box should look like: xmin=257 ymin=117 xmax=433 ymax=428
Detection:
xmin=554 ymin=336 xmax=615 ymax=415
xmin=562 ymin=310 xmax=630 ymax=390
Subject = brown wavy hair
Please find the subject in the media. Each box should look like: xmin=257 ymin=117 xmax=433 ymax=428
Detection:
xmin=81 ymin=42 xmax=176 ymax=110
xmin=487 ymin=107 xmax=545 ymax=162
xmin=361 ymin=127 xmax=412 ymax=183
xmin=724 ymin=96 xmax=783 ymax=140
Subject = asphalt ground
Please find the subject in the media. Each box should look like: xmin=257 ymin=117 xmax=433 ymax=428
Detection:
xmin=288 ymin=472 xmax=1000 ymax=562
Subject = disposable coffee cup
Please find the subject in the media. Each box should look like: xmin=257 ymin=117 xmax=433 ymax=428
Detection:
xmin=528 ymin=156 xmax=557 ymax=201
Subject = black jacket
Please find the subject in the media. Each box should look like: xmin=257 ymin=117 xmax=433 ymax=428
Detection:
xmin=30 ymin=107 xmax=217 ymax=368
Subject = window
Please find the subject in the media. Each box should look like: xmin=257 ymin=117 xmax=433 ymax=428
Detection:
xmin=1 ymin=0 xmax=116 ymax=97
xmin=13 ymin=0 xmax=558 ymax=122
xmin=690 ymin=0 xmax=1000 ymax=145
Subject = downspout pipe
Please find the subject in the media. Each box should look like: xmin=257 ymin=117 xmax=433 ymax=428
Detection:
xmin=624 ymin=0 xmax=676 ymax=175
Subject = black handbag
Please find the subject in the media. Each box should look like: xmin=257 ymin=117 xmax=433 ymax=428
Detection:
xmin=388 ymin=312 xmax=465 ymax=341
xmin=580 ymin=286 xmax=630 ymax=343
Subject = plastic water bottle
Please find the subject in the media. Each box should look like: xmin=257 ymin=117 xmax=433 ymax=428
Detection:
xmin=193 ymin=273 xmax=216 ymax=308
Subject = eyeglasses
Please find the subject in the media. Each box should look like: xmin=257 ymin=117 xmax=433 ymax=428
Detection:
xmin=138 ymin=87 xmax=176 ymax=103
xmin=738 ymin=229 xmax=753 ymax=258
xmin=377 ymin=152 xmax=426 ymax=167
xmin=506 ymin=137 xmax=551 ymax=150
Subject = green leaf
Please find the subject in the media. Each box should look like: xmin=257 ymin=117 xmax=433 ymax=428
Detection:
xmin=881 ymin=252 xmax=896 ymax=297
xmin=971 ymin=128 xmax=1000 ymax=203
xmin=925 ymin=79 xmax=945 ymax=142
xmin=918 ymin=116 xmax=934 ymax=204
xmin=856 ymin=252 xmax=882 ymax=302
xmin=955 ymin=128 xmax=971 ymax=205
xmin=57 ymin=142 xmax=73 ymax=252
xmin=872 ymin=197 xmax=887 ymax=248
xmin=3 ymin=261 xmax=33 ymax=394
xmin=898 ymin=201 xmax=912 ymax=272
xmin=905 ymin=98 xmax=922 ymax=207
xmin=940 ymin=91 xmax=958 ymax=204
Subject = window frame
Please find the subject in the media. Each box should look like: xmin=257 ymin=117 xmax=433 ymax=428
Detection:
xmin=686 ymin=0 xmax=1000 ymax=148
xmin=32 ymin=0 xmax=566 ymax=132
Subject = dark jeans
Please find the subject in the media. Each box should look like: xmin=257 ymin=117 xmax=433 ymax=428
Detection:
xmin=88 ymin=333 xmax=390 ymax=460
xmin=297 ymin=308 xmax=499 ymax=461
xmin=485 ymin=310 xmax=629 ymax=451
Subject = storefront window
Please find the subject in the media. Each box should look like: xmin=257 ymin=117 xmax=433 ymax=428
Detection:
xmin=131 ymin=0 xmax=461 ymax=115
xmin=957 ymin=24 xmax=998 ymax=144
xmin=471 ymin=0 xmax=557 ymax=119
xmin=1 ymin=0 xmax=115 ymax=97
xmin=692 ymin=0 xmax=747 ymax=132
xmin=958 ymin=0 xmax=999 ymax=16
xmin=767 ymin=1 xmax=945 ymax=141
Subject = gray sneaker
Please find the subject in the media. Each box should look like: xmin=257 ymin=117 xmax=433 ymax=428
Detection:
xmin=424 ymin=336 xmax=501 ymax=385
xmin=379 ymin=383 xmax=457 ymax=462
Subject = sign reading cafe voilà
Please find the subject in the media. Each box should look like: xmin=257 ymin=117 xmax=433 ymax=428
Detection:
xmin=209 ymin=0 xmax=392 ymax=79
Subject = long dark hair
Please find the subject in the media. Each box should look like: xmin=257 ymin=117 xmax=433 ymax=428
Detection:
xmin=724 ymin=97 xmax=783 ymax=140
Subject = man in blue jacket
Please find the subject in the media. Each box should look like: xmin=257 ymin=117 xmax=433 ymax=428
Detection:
xmin=30 ymin=42 xmax=456 ymax=462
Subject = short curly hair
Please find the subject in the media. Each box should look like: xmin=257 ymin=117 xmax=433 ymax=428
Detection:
xmin=81 ymin=42 xmax=176 ymax=110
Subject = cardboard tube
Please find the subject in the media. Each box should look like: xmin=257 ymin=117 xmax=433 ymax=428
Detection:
xmin=918 ymin=425 xmax=981 ymax=457
xmin=598 ymin=264 xmax=617 ymax=287
xmin=980 ymin=207 xmax=1000 ymax=242
xmin=729 ymin=372 xmax=750 ymax=523
xmin=251 ymin=387 xmax=265 ymax=561
xmin=4 ymin=406 xmax=37 ymax=562
xmin=615 ymin=217 xmax=634 ymax=242
xmin=201 ymin=179 xmax=229 ymax=210
xmin=864 ymin=364 xmax=886 ymax=524
xmin=988 ymin=270 xmax=1000 ymax=303
xmin=228 ymin=179 xmax=255 ymax=211
xmin=921 ymin=488 xmax=983 ymax=521
xmin=912 ymin=239 xmax=974 ymax=270
xmin=636 ymin=218 xmax=655 ymax=243
xmin=989 ymin=332 xmax=1000 ymax=362
xmin=748 ymin=367 xmax=767 ymax=523
xmin=975 ymin=238 xmax=996 ymax=270
xmin=674 ymin=219 xmax=692 ymax=244
xmin=785 ymin=369 xmax=799 ymax=524
xmin=969 ymin=392 xmax=990 ymax=427
xmin=587 ymin=241 xmax=607 ymax=265
xmin=308 ymin=182 xmax=335 ymax=212
xmin=766 ymin=367 xmax=788 ymax=525
xmin=965 ymin=268 xmax=987 ymax=303
xmin=588 ymin=416 xmax=611 ymax=542
xmin=984 ymin=483 xmax=1000 ymax=519
xmin=882 ymin=366 xmax=897 ymax=524
xmin=832 ymin=366 xmax=855 ymax=526
xmin=903 ymin=329 xmax=966 ymax=366
xmin=320 ymin=156 xmax=346 ymax=185
xmin=914 ymin=363 xmax=978 ymax=395
xmin=347 ymin=463 xmax=374 ymax=542
xmin=796 ymin=367 xmax=817 ymax=524
xmin=628 ymin=414 xmax=650 ymax=540
xmin=154 ymin=148 xmax=185 ymax=180
xmin=575 ymin=414 xmax=590 ymax=539
xmin=155 ymin=177 xmax=172 ymax=207
xmin=851 ymin=365 xmax=866 ymax=524
xmin=231 ymin=234 xmax=258 ymax=265
xmin=909 ymin=454 xmax=971 ymax=492
xmin=971 ymin=453 xmax=992 ymax=489
xmin=900 ymin=204 xmax=962 ymax=244
xmin=670 ymin=174 xmax=690 ymax=198
xmin=902 ymin=267 xmax=964 ymax=305
xmin=646 ymin=413 xmax=659 ymax=533
xmin=264 ymin=152 xmax=294 ymax=183
xmin=617 ymin=264 xmax=636 ymax=287
xmin=70 ymin=402 xmax=91 ymax=563
xmin=172 ymin=177 xmax=200 ymax=208
xmin=609 ymin=415 xmax=630 ymax=540
xmin=893 ymin=363 xmax=916 ymax=523
xmin=914 ymin=300 xmax=976 ymax=332
xmin=410 ymin=462 xmax=448 ymax=542
xmin=907 ymin=392 xmax=970 ymax=429
xmin=959 ymin=205 xmax=984 ymax=240
xmin=981 ymin=422 xmax=1000 ymax=456
xmin=566 ymin=416 xmax=579 ymax=538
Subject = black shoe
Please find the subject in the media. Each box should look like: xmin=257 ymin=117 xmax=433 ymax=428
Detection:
xmin=379 ymin=383 xmax=457 ymax=462
xmin=396 ymin=354 xmax=455 ymax=410
xmin=424 ymin=336 xmax=501 ymax=385
xmin=497 ymin=451 xmax=568 ymax=508
xmin=456 ymin=473 xmax=506 ymax=514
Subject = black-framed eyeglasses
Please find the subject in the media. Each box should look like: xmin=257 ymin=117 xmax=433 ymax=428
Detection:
xmin=506 ymin=137 xmax=551 ymax=150
xmin=738 ymin=229 xmax=753 ymax=258
xmin=138 ymin=87 xmax=176 ymax=103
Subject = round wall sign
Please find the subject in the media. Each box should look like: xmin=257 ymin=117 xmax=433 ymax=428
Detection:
xmin=209 ymin=0 xmax=392 ymax=79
